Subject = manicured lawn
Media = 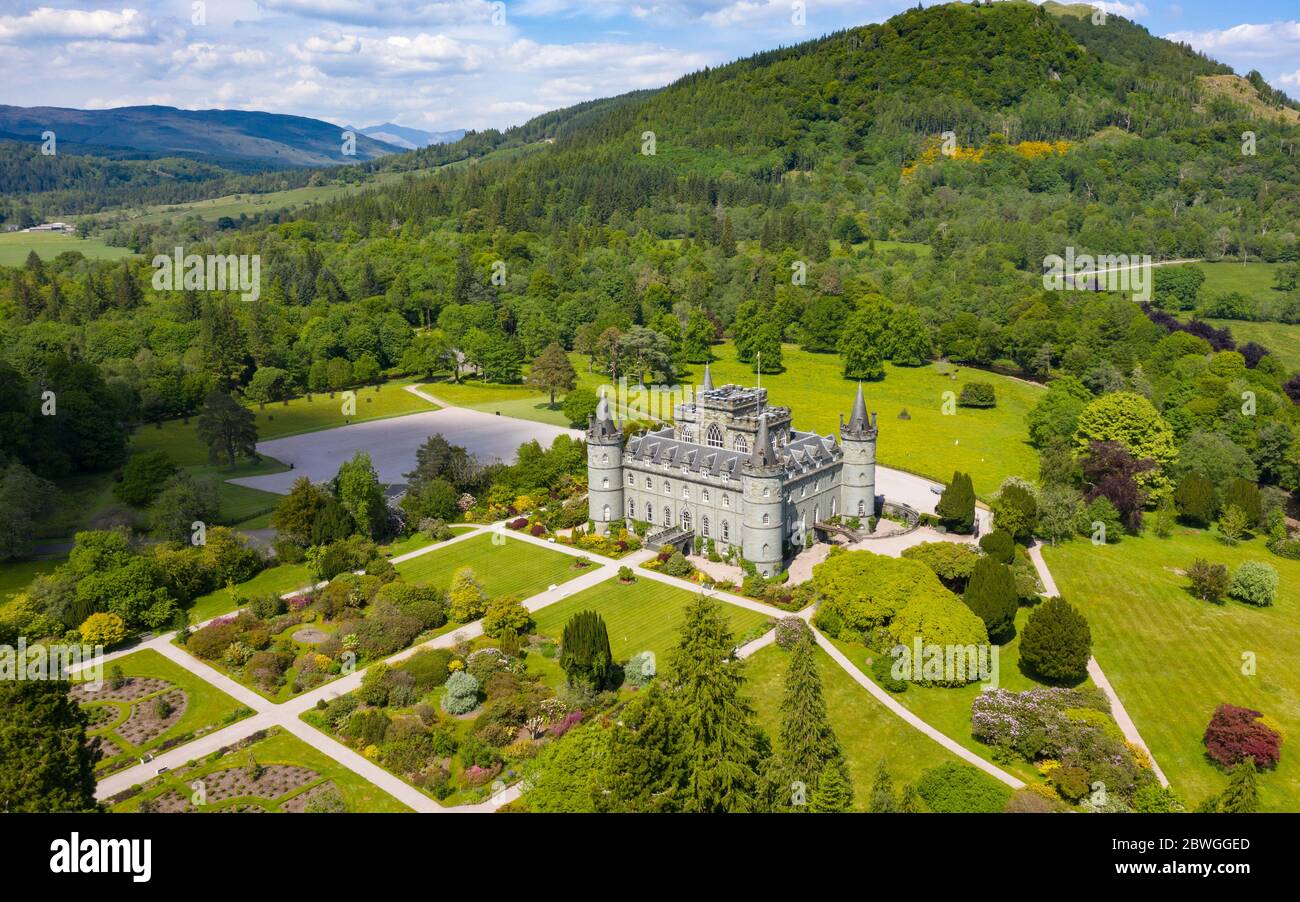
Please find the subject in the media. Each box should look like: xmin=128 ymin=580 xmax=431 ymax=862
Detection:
xmin=439 ymin=343 xmax=1042 ymax=499
xmin=0 ymin=232 xmax=135 ymax=265
xmin=826 ymin=605 xmax=1062 ymax=787
xmin=76 ymin=649 xmax=251 ymax=774
xmin=380 ymin=525 xmax=477 ymax=559
xmin=670 ymin=344 xmax=1043 ymax=499
xmin=1205 ymin=319 xmax=1300 ymax=373
xmin=530 ymin=577 xmax=772 ymax=666
xmin=187 ymin=561 xmax=315 ymax=623
xmin=1193 ymin=261 xmax=1284 ymax=308
xmin=1044 ymin=529 xmax=1300 ymax=811
xmin=395 ymin=532 xmax=585 ymax=599
xmin=423 ymin=380 xmax=571 ymax=427
xmin=746 ymin=642 xmax=966 ymax=810
xmin=111 ymin=727 xmax=411 ymax=813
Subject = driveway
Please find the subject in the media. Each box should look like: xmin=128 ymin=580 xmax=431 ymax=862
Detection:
xmin=229 ymin=408 xmax=582 ymax=494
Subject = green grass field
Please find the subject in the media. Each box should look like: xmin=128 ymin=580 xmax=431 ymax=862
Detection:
xmin=111 ymin=727 xmax=411 ymax=812
xmin=434 ymin=343 xmax=1041 ymax=498
xmin=396 ymin=532 xmax=585 ymax=599
xmin=187 ymin=561 xmax=315 ymax=623
xmin=746 ymin=642 xmax=966 ymax=809
xmin=1193 ymin=261 xmax=1284 ymax=306
xmin=1207 ymin=319 xmax=1300 ymax=373
xmin=828 ymin=605 xmax=1064 ymax=787
xmin=675 ymin=344 xmax=1042 ymax=498
xmin=1044 ymin=529 xmax=1300 ymax=811
xmin=422 ymin=380 xmax=572 ymax=427
xmin=0 ymin=556 xmax=63 ymax=604
xmin=77 ymin=648 xmax=250 ymax=773
xmin=0 ymin=231 xmax=135 ymax=266
xmin=531 ymin=577 xmax=771 ymax=665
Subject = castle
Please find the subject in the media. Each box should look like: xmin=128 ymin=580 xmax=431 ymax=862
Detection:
xmin=587 ymin=365 xmax=878 ymax=576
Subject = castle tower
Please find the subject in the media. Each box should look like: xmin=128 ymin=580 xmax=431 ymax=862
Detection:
xmin=839 ymin=382 xmax=878 ymax=522
xmin=741 ymin=412 xmax=785 ymax=577
xmin=586 ymin=391 xmax=624 ymax=535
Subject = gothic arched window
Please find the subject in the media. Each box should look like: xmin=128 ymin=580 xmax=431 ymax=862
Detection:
xmin=733 ymin=435 xmax=748 ymax=453
xmin=706 ymin=425 xmax=723 ymax=448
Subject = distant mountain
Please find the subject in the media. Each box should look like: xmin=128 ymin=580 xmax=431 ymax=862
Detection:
xmin=356 ymin=123 xmax=466 ymax=150
xmin=0 ymin=105 xmax=404 ymax=171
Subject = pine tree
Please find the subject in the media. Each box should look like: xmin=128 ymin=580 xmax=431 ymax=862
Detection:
xmin=868 ymin=761 xmax=897 ymax=812
xmin=963 ymin=557 xmax=1019 ymax=642
xmin=670 ymin=596 xmax=764 ymax=812
xmin=772 ymin=633 xmax=847 ymax=810
xmin=898 ymin=783 xmax=922 ymax=813
xmin=0 ymin=679 xmax=98 ymax=812
xmin=603 ymin=684 xmax=687 ymax=812
xmin=560 ymin=609 xmax=613 ymax=689
xmin=526 ymin=342 xmax=577 ymax=407
xmin=1019 ymin=596 xmax=1092 ymax=682
xmin=937 ymin=471 xmax=976 ymax=533
xmin=809 ymin=760 xmax=854 ymax=812
xmin=196 ymin=390 xmax=259 ymax=468
xmin=1217 ymin=758 xmax=1260 ymax=813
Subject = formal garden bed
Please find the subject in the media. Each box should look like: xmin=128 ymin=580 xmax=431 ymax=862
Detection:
xmin=107 ymin=727 xmax=411 ymax=813
xmin=71 ymin=649 xmax=252 ymax=776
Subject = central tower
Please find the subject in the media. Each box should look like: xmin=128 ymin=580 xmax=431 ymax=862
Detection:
xmin=741 ymin=412 xmax=785 ymax=577
xmin=586 ymin=392 xmax=624 ymax=534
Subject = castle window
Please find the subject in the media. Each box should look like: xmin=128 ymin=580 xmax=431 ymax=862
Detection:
xmin=682 ymin=486 xmax=689 ymax=500
xmin=762 ymin=513 xmax=770 ymax=525
xmin=733 ymin=435 xmax=748 ymax=453
xmin=602 ymin=477 xmax=609 ymax=489
xmin=702 ymin=489 xmax=710 ymax=503
xmin=681 ymin=426 xmax=694 ymax=442
xmin=664 ymin=480 xmax=671 ymax=494
xmin=601 ymin=453 xmax=608 ymax=465
xmin=762 ymin=487 xmax=769 ymax=498
xmin=831 ymin=497 xmax=837 ymax=516
xmin=663 ymin=505 xmax=671 ymax=525
xmin=722 ymin=494 xmax=730 ymax=508
xmin=681 ymin=509 xmax=691 ymax=530
xmin=762 ymin=543 xmax=770 ymax=557
xmin=646 ymin=477 xmax=652 ymax=489
xmin=706 ymin=425 xmax=723 ymax=448
xmin=628 ymin=473 xmax=634 ymax=486
xmin=721 ymin=520 xmax=730 ymax=541
xmin=628 ymin=500 xmax=636 ymax=518
xmin=602 ymin=504 xmax=610 ymax=521
xmin=702 ymin=515 xmax=710 ymax=537
xmin=857 ymin=500 xmax=865 ymax=517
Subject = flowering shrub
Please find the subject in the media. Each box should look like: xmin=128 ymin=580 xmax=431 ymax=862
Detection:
xmin=774 ymin=616 xmax=810 ymax=650
xmin=463 ymin=763 xmax=501 ymax=787
xmin=288 ymin=595 xmax=312 ymax=611
xmin=548 ymin=709 xmax=583 ymax=738
xmin=529 ymin=523 xmax=547 ymax=537
xmin=1203 ymin=703 xmax=1282 ymax=769
xmin=508 ymin=517 xmax=528 ymax=530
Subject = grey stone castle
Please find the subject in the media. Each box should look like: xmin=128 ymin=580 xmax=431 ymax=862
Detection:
xmin=586 ymin=366 xmax=878 ymax=576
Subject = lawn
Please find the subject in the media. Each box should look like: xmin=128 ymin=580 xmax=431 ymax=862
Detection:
xmin=746 ymin=642 xmax=967 ymax=810
xmin=672 ymin=344 xmax=1043 ymax=498
xmin=110 ymin=727 xmax=411 ymax=812
xmin=826 ymin=605 xmax=1063 ymax=787
xmin=0 ymin=231 xmax=135 ymax=266
xmin=187 ymin=561 xmax=315 ymax=623
xmin=395 ymin=532 xmax=586 ymax=599
xmin=1044 ymin=528 xmax=1300 ymax=812
xmin=1193 ymin=261 xmax=1284 ymax=307
xmin=1205 ymin=319 xmax=1300 ymax=374
xmin=75 ymin=648 xmax=251 ymax=775
xmin=437 ymin=343 xmax=1042 ymax=499
xmin=422 ymin=380 xmax=572 ymax=427
xmin=530 ymin=577 xmax=772 ymax=666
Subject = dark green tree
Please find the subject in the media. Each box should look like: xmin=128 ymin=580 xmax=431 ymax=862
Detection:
xmin=1018 ymin=596 xmax=1092 ymax=683
xmin=868 ymin=761 xmax=898 ymax=813
xmin=526 ymin=342 xmax=577 ymax=407
xmin=936 ymin=471 xmax=975 ymax=533
xmin=560 ymin=609 xmax=614 ymax=688
xmin=771 ymin=633 xmax=848 ymax=811
xmin=603 ymin=683 xmax=688 ymax=812
xmin=809 ymin=759 xmax=854 ymax=812
xmin=0 ymin=679 xmax=99 ymax=812
xmin=1217 ymin=758 xmax=1260 ymax=813
xmin=670 ymin=596 xmax=764 ymax=812
xmin=196 ymin=390 xmax=259 ymax=468
xmin=963 ymin=557 xmax=1019 ymax=642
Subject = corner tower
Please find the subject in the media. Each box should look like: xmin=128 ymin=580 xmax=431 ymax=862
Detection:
xmin=586 ymin=392 xmax=624 ymax=535
xmin=741 ymin=413 xmax=785 ymax=577
xmin=839 ymin=383 xmax=877 ymax=522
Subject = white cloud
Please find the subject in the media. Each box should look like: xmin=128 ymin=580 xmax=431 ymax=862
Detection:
xmin=1279 ymin=70 xmax=1300 ymax=87
xmin=0 ymin=6 xmax=153 ymax=43
xmin=1165 ymin=21 xmax=1300 ymax=62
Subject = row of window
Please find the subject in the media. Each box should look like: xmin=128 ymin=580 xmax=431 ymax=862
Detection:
xmin=628 ymin=500 xmax=731 ymax=541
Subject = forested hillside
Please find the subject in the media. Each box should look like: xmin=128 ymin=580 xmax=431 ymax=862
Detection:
xmin=0 ymin=1 xmax=1298 ymax=552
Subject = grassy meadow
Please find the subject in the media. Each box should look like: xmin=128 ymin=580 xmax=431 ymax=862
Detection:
xmin=1044 ymin=528 xmax=1300 ymax=811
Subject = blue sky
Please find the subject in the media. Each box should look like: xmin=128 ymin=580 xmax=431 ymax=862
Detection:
xmin=0 ymin=1 xmax=1296 ymax=132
